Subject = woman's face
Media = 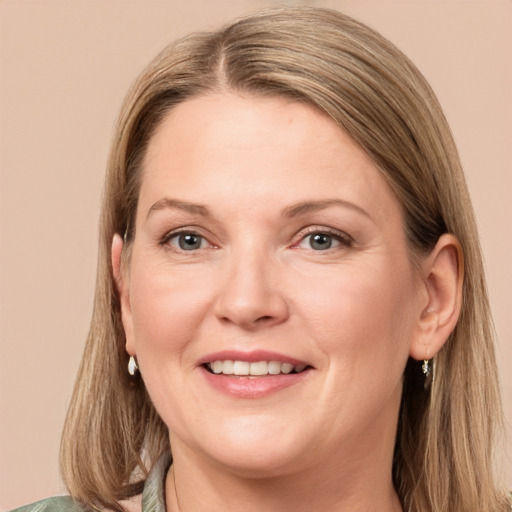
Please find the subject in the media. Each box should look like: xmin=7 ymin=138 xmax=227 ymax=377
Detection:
xmin=119 ymin=93 xmax=425 ymax=476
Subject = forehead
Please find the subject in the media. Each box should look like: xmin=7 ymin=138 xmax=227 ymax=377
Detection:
xmin=139 ymin=93 xmax=401 ymax=224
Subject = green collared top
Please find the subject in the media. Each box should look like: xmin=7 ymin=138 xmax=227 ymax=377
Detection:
xmin=10 ymin=452 xmax=172 ymax=512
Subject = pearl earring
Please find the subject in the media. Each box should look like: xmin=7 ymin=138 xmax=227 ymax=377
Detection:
xmin=128 ymin=356 xmax=138 ymax=376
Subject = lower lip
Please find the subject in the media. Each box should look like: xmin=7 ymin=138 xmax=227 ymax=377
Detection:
xmin=200 ymin=366 xmax=310 ymax=398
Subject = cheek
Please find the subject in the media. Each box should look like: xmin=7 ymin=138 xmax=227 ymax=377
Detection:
xmin=128 ymin=263 xmax=213 ymax=357
xmin=295 ymin=259 xmax=418 ymax=371
xmin=126 ymin=262 xmax=217 ymax=427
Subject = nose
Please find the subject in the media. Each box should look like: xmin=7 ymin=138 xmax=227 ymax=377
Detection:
xmin=213 ymin=249 xmax=289 ymax=330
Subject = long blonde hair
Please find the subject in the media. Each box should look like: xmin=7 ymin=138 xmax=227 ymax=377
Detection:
xmin=60 ymin=7 xmax=508 ymax=511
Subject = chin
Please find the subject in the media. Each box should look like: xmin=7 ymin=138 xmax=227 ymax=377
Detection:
xmin=175 ymin=415 xmax=312 ymax=478
xmin=206 ymin=446 xmax=305 ymax=479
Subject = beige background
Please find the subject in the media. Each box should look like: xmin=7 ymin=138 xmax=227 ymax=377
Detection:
xmin=0 ymin=0 xmax=510 ymax=509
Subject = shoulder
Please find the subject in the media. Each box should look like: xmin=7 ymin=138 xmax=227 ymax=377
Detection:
xmin=8 ymin=496 xmax=87 ymax=512
xmin=8 ymin=495 xmax=142 ymax=512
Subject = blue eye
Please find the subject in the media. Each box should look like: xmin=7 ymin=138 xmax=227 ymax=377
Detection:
xmin=167 ymin=232 xmax=206 ymax=251
xmin=308 ymin=233 xmax=333 ymax=250
xmin=296 ymin=229 xmax=351 ymax=251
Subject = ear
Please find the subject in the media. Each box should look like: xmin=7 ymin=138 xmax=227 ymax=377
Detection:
xmin=111 ymin=234 xmax=136 ymax=357
xmin=409 ymin=233 xmax=464 ymax=361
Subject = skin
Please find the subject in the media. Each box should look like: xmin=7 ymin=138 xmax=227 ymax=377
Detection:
xmin=113 ymin=93 xmax=462 ymax=512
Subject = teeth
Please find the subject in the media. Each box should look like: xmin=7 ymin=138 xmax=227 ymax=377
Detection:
xmin=222 ymin=360 xmax=234 ymax=375
xmin=268 ymin=361 xmax=281 ymax=374
xmin=233 ymin=361 xmax=250 ymax=375
xmin=212 ymin=360 xmax=223 ymax=374
xmin=281 ymin=363 xmax=293 ymax=374
xmin=249 ymin=361 xmax=268 ymax=376
xmin=208 ymin=360 xmax=307 ymax=376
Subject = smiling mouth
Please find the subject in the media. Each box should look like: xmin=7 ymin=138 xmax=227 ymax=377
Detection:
xmin=204 ymin=360 xmax=309 ymax=376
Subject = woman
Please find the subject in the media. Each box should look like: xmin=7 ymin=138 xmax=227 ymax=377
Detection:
xmin=13 ymin=6 xmax=508 ymax=512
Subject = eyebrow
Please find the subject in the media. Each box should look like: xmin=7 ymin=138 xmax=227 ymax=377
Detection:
xmin=146 ymin=197 xmax=371 ymax=221
xmin=147 ymin=198 xmax=211 ymax=219
xmin=282 ymin=199 xmax=371 ymax=219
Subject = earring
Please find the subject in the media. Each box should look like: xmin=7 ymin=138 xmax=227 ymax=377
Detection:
xmin=422 ymin=358 xmax=434 ymax=391
xmin=128 ymin=356 xmax=138 ymax=376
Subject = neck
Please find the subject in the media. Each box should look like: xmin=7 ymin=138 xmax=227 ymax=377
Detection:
xmin=165 ymin=437 xmax=402 ymax=512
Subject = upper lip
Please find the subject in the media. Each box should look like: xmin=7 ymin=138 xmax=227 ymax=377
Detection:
xmin=197 ymin=350 xmax=310 ymax=367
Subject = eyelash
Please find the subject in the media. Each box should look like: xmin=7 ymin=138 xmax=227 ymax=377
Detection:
xmin=159 ymin=226 xmax=353 ymax=253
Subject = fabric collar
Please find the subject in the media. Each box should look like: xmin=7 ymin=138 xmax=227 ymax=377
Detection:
xmin=141 ymin=451 xmax=172 ymax=512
